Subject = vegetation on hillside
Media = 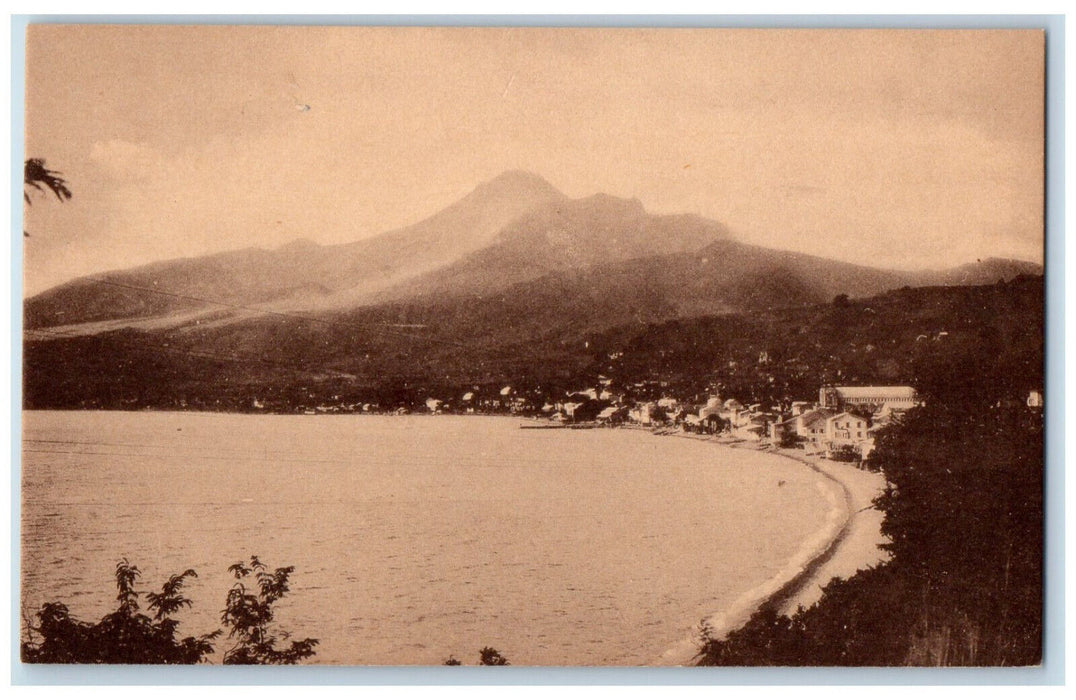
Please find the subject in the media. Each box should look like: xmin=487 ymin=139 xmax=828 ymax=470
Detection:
xmin=24 ymin=276 xmax=1042 ymax=414
xmin=700 ymin=398 xmax=1042 ymax=666
xmin=697 ymin=282 xmax=1044 ymax=666
xmin=583 ymin=275 xmax=1043 ymax=407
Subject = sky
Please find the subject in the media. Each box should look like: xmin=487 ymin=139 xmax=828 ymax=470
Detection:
xmin=23 ymin=26 xmax=1044 ymax=295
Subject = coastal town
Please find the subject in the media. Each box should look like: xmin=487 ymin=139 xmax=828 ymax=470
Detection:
xmin=279 ymin=378 xmax=1043 ymax=466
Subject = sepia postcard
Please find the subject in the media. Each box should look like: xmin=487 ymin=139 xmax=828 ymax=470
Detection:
xmin=19 ymin=24 xmax=1046 ymax=669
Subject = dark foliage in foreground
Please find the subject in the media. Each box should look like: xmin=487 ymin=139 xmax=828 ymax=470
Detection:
xmin=700 ymin=400 xmax=1043 ymax=666
xmin=24 ymin=158 xmax=72 ymax=205
xmin=220 ymin=556 xmax=319 ymax=664
xmin=442 ymin=647 xmax=511 ymax=666
xmin=22 ymin=556 xmax=317 ymax=664
xmin=21 ymin=559 xmax=219 ymax=664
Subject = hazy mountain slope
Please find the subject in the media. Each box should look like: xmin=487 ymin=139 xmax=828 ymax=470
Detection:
xmin=24 ymin=167 xmax=1042 ymax=338
xmin=911 ymin=257 xmax=1045 ymax=287
xmin=359 ymin=238 xmax=951 ymax=339
xmin=24 ymin=245 xmax=331 ymax=329
xmin=303 ymin=170 xmax=569 ymax=305
xmin=373 ymin=193 xmax=730 ymax=302
xmin=24 ymin=170 xmax=567 ymax=329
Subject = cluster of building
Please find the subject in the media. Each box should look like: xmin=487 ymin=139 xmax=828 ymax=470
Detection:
xmin=765 ymin=386 xmax=921 ymax=459
xmin=379 ymin=378 xmax=1043 ymax=463
xmin=620 ymin=385 xmax=922 ymax=460
xmin=419 ymin=381 xmax=927 ymax=461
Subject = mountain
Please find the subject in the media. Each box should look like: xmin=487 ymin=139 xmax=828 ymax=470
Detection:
xmin=24 ymin=170 xmax=567 ymax=330
xmin=24 ymin=169 xmax=1042 ymax=345
xmin=23 ymin=164 xmax=1045 ymax=410
xmin=372 ymin=193 xmax=730 ymax=302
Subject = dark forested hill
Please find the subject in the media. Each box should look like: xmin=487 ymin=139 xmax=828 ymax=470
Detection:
xmin=582 ymin=274 xmax=1044 ymax=406
xmin=23 ymin=275 xmax=1043 ymax=411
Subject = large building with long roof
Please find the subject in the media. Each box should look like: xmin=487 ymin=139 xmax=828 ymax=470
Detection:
xmin=819 ymin=385 xmax=919 ymax=411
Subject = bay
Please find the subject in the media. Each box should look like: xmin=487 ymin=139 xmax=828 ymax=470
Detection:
xmin=21 ymin=411 xmax=830 ymax=665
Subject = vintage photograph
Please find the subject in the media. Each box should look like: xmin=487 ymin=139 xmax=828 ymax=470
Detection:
xmin=20 ymin=25 xmax=1044 ymax=667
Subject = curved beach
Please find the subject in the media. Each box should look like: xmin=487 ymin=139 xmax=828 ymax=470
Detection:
xmin=654 ymin=440 xmax=889 ymax=666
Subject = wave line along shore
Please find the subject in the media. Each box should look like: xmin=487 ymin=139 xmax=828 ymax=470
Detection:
xmin=653 ymin=436 xmax=889 ymax=666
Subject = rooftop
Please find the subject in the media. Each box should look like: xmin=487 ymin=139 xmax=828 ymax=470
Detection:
xmin=831 ymin=386 xmax=917 ymax=398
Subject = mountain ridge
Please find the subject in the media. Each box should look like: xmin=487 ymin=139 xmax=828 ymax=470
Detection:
xmin=25 ymin=171 xmax=569 ymax=329
xmin=25 ymin=170 xmax=1043 ymax=335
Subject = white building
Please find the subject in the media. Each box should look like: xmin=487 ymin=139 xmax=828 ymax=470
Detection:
xmin=630 ymin=402 xmax=659 ymax=425
xmin=825 ymin=412 xmax=870 ymax=444
xmin=796 ymin=408 xmax=836 ymax=447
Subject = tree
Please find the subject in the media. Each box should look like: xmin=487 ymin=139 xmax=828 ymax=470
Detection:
xmin=869 ymin=403 xmax=1042 ymax=664
xmin=24 ymin=158 xmax=72 ymax=238
xmin=778 ymin=430 xmax=803 ymax=449
xmin=24 ymin=158 xmax=72 ymax=205
xmin=443 ymin=647 xmax=511 ymax=666
xmin=478 ymin=647 xmax=510 ymax=666
xmin=21 ymin=559 xmax=219 ymax=663
xmin=22 ymin=556 xmax=318 ymax=665
xmin=220 ymin=555 xmax=319 ymax=664
xmin=828 ymin=444 xmax=861 ymax=462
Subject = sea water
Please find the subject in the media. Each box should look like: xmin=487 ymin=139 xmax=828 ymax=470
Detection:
xmin=21 ymin=411 xmax=830 ymax=665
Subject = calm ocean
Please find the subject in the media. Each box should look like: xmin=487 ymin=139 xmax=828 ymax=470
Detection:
xmin=21 ymin=411 xmax=830 ymax=665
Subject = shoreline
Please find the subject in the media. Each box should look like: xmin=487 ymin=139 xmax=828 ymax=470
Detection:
xmin=653 ymin=435 xmax=889 ymax=666
xmin=23 ymin=410 xmax=888 ymax=664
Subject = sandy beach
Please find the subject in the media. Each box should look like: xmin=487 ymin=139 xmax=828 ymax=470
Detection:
xmin=655 ymin=436 xmax=889 ymax=666
xmin=773 ymin=451 xmax=890 ymax=616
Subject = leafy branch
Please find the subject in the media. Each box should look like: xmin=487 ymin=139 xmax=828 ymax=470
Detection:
xmin=220 ymin=555 xmax=319 ymax=665
xmin=22 ymin=556 xmax=315 ymax=665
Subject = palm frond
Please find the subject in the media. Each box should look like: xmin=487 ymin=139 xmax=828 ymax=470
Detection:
xmin=24 ymin=158 xmax=72 ymax=204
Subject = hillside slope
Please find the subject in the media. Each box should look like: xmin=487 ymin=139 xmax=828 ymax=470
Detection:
xmin=25 ymin=168 xmax=1041 ymax=338
xmin=373 ymin=194 xmax=729 ymax=302
xmin=25 ymin=170 xmax=567 ymax=329
xmin=23 ymin=274 xmax=1043 ymax=411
